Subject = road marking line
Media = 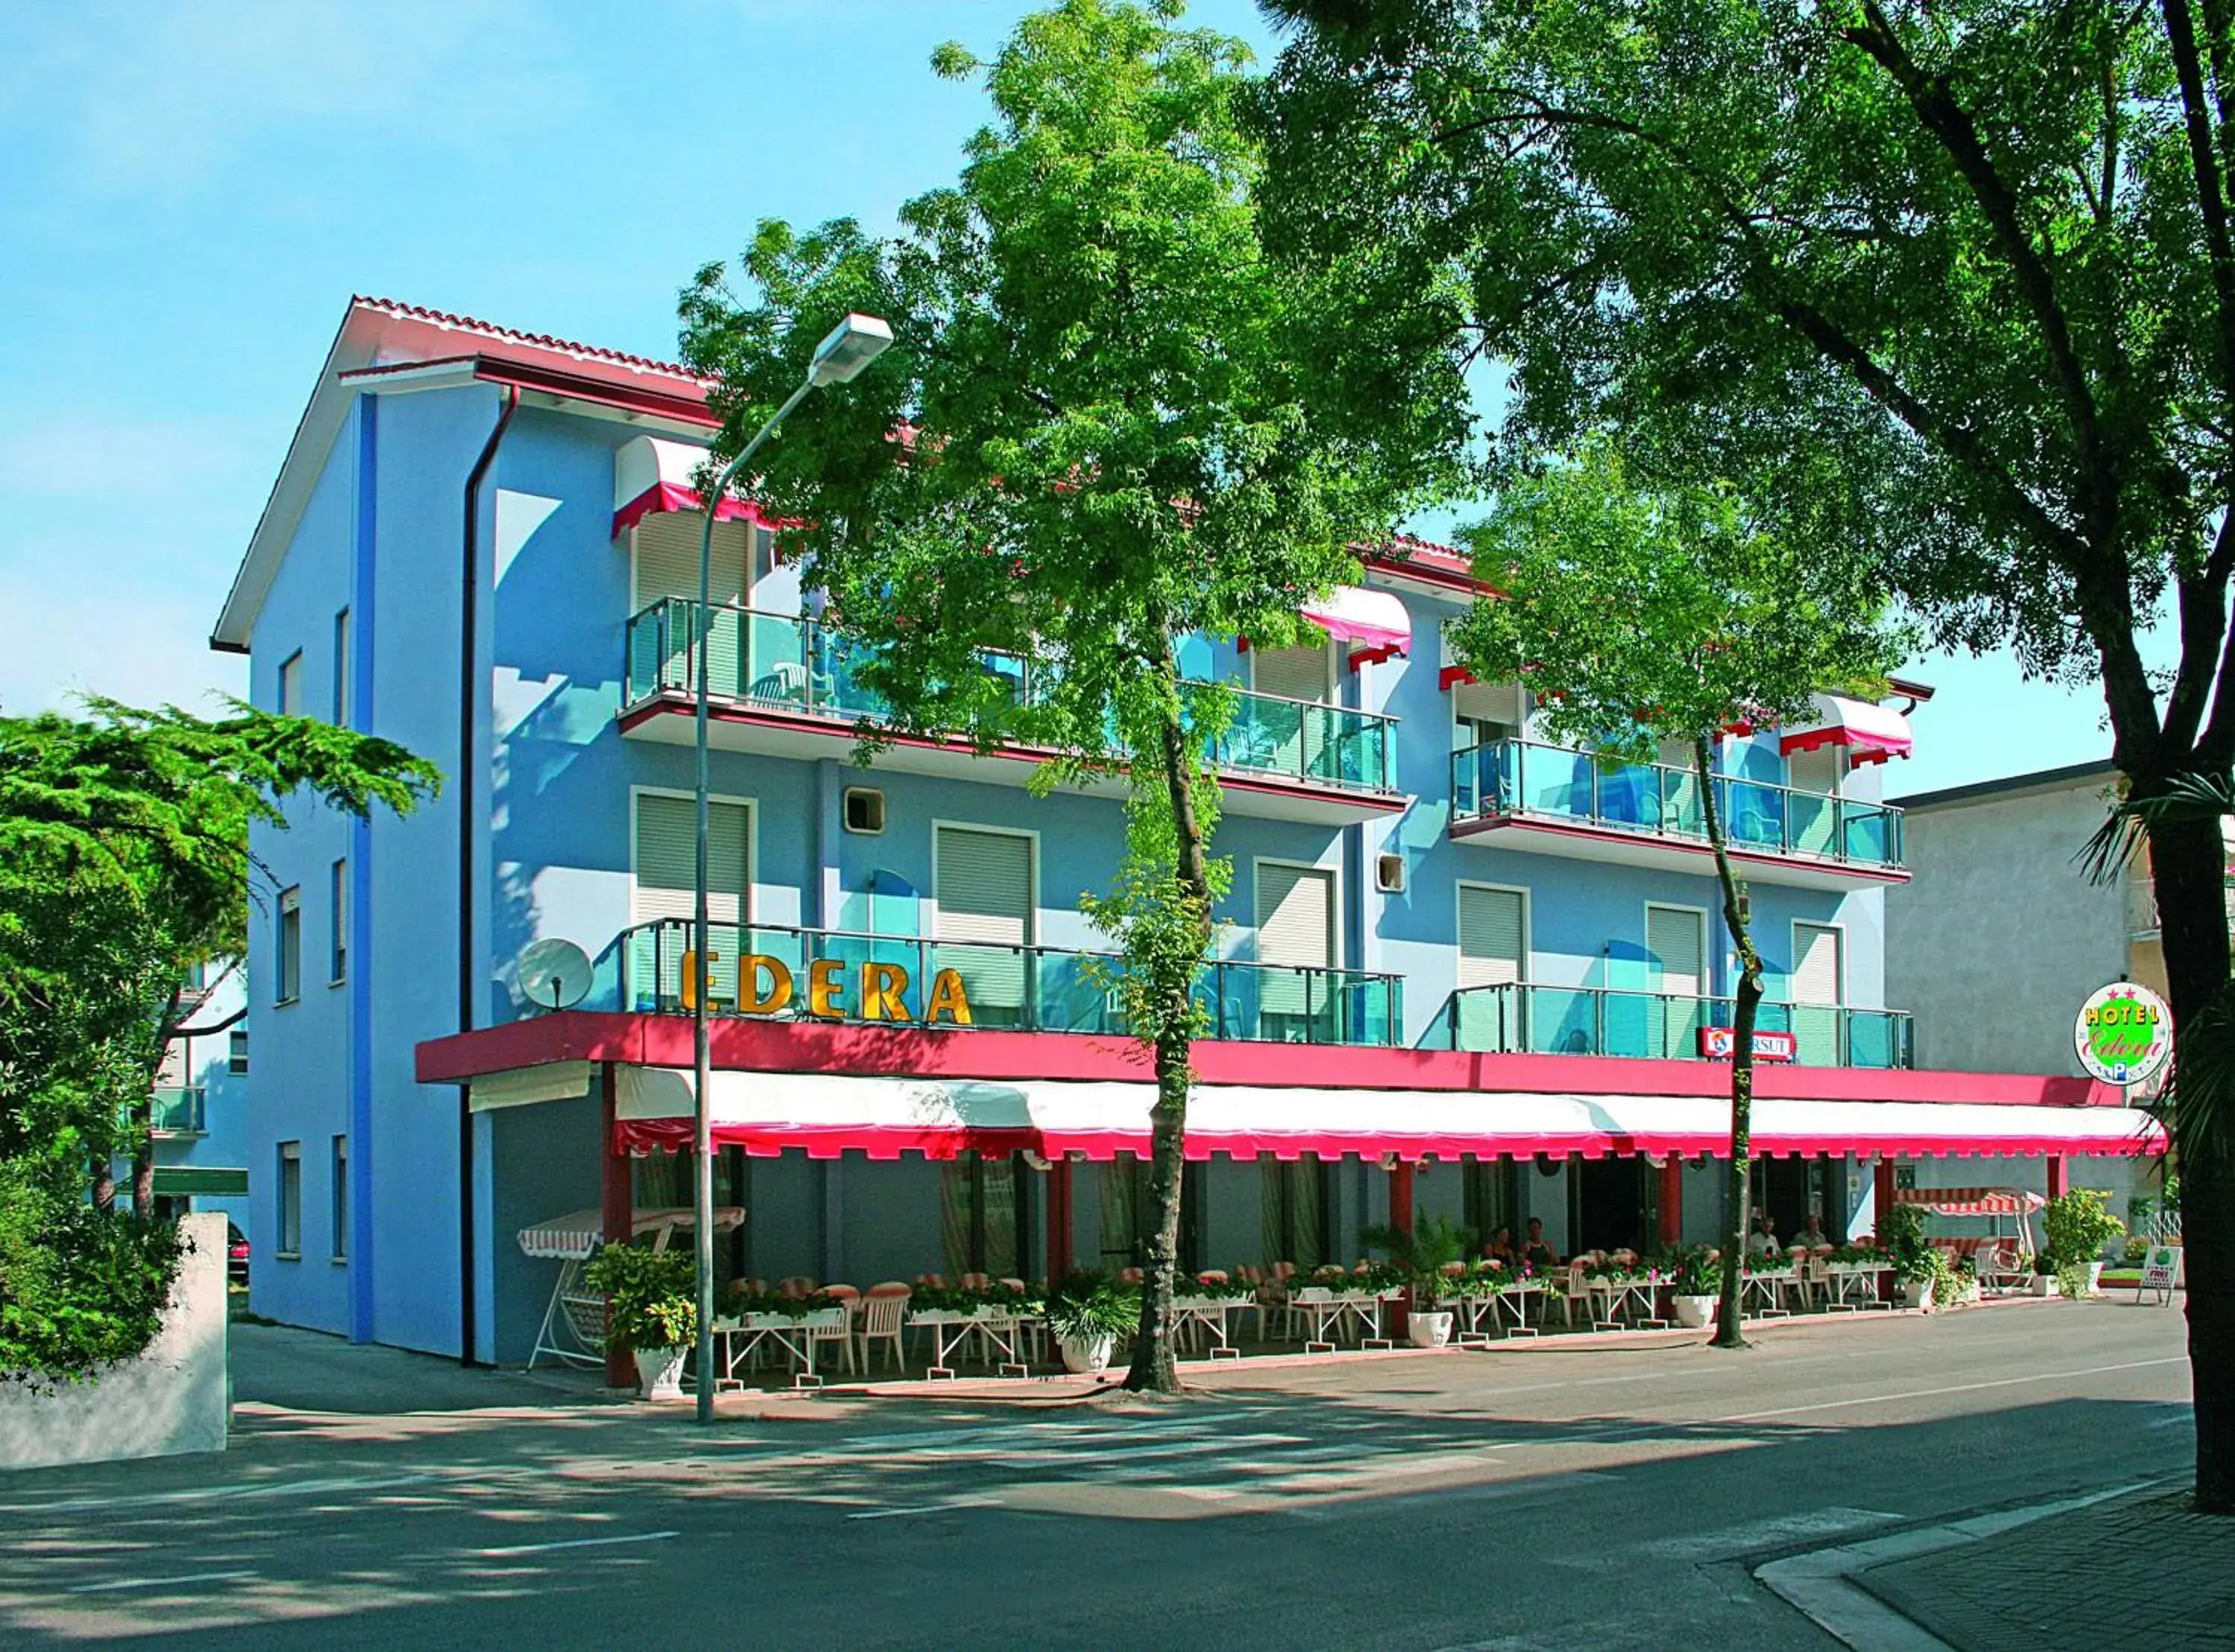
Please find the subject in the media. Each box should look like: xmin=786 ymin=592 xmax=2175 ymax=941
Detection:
xmin=1712 ymin=1357 xmax=2187 ymax=1421
xmin=67 ymin=1570 xmax=259 ymax=1594
xmin=475 ymin=1531 xmax=679 ymax=1557
xmin=846 ymin=1497 xmax=1001 ymax=1521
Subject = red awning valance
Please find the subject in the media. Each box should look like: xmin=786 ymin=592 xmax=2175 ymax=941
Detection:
xmin=1781 ymin=694 xmax=1914 ymax=766
xmin=612 ymin=434 xmax=767 ymax=539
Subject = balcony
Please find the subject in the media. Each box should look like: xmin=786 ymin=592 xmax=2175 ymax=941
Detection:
xmin=611 ymin=918 xmax=1404 ymax=1048
xmin=1450 ymin=740 xmax=1907 ymax=890
xmin=620 ymin=599 xmax=1404 ymax=826
xmin=1441 ymin=983 xmax=1915 ymax=1069
xmin=150 ymin=1085 xmax=207 ymax=1136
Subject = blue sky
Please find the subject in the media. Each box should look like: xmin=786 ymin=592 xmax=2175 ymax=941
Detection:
xmin=0 ymin=0 xmax=2137 ymax=795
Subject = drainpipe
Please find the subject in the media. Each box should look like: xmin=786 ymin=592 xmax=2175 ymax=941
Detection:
xmin=457 ymin=384 xmax=519 ymax=1367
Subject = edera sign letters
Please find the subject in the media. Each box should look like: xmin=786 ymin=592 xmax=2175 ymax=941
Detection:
xmin=679 ymin=950 xmax=974 ymax=1025
xmin=2074 ymin=982 xmax=2172 ymax=1088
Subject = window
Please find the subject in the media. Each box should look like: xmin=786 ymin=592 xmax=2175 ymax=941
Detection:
xmin=633 ymin=792 xmax=749 ymax=1003
xmin=1451 ymin=679 xmax=1521 ymax=749
xmin=1251 ymin=642 xmax=1333 ymax=704
xmin=332 ymin=609 xmax=351 ymax=724
xmin=277 ymin=1142 xmax=302 ymax=1257
xmin=182 ymin=959 xmax=210 ymax=993
xmin=1790 ymin=921 xmax=1845 ymax=1066
xmin=227 ymin=1028 xmax=250 ymax=1075
xmin=278 ymin=650 xmax=303 ymax=717
xmin=331 ymin=1136 xmax=349 ymax=1261
xmin=934 ymin=825 xmax=1036 ymax=1027
xmin=1457 ymin=885 xmax=1526 ymax=987
xmin=276 ymin=886 xmax=302 ymax=1004
xmin=329 ymin=859 xmax=348 ymax=983
xmin=1645 ymin=903 xmax=1709 ymax=1060
xmin=1255 ymin=860 xmax=1335 ymax=1037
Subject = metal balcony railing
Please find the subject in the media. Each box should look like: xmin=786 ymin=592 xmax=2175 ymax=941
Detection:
xmin=1451 ymin=740 xmax=1904 ymax=868
xmin=623 ymin=598 xmax=1399 ymax=796
xmin=150 ymin=1085 xmax=208 ymax=1134
xmin=1441 ymin=982 xmax=1915 ymax=1069
xmin=612 ymin=917 xmax=1404 ymax=1048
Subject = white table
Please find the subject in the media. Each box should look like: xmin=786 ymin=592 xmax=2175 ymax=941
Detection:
xmin=1823 ymin=1262 xmax=1894 ymax=1310
xmin=1171 ymin=1294 xmax=1255 ymax=1358
xmin=714 ymin=1306 xmax=846 ymax=1388
xmin=1587 ymin=1274 xmax=1666 ymax=1327
xmin=1290 ymin=1287 xmax=1401 ymax=1348
xmin=907 ymin=1307 xmax=1036 ymax=1378
xmin=1741 ymin=1269 xmax=1798 ymax=1318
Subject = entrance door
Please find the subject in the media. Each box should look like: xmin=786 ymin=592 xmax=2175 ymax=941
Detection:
xmin=1255 ymin=860 xmax=1335 ymax=1040
xmin=1576 ymin=1157 xmax=1646 ymax=1254
xmin=1645 ymin=904 xmax=1708 ymax=1059
xmin=1760 ymin=1157 xmax=1813 ymax=1248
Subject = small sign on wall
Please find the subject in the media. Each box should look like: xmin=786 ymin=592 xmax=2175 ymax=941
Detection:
xmin=1699 ymin=1026 xmax=1798 ymax=1063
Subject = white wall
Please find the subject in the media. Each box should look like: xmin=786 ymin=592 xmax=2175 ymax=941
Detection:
xmin=0 ymin=1213 xmax=228 ymax=1471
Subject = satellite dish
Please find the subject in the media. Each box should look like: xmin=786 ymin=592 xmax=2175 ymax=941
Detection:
xmin=515 ymin=938 xmax=592 ymax=1014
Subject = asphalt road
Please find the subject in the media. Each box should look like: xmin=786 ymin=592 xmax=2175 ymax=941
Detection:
xmin=0 ymin=1299 xmax=2196 ymax=1650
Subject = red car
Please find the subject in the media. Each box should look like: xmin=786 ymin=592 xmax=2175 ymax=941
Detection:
xmin=226 ymin=1222 xmax=250 ymax=1286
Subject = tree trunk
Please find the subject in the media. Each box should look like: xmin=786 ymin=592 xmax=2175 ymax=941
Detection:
xmin=130 ymin=986 xmax=186 ymax=1221
xmin=1123 ymin=664 xmax=1217 ymax=1394
xmin=1696 ymin=737 xmax=1763 ymax=1350
xmin=2148 ymin=810 xmax=2235 ymax=1511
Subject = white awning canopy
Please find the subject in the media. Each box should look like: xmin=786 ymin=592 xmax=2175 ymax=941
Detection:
xmin=609 ymin=1068 xmax=2159 ymax=1163
xmin=1299 ymin=585 xmax=1411 ymax=655
xmin=612 ymin=434 xmax=759 ymax=539
xmin=1781 ymin=694 xmax=1914 ymax=766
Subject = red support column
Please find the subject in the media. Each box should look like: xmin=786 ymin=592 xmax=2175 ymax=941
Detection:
xmin=1658 ymin=1157 xmax=1684 ymax=1248
xmin=600 ymin=1064 xmax=634 ymax=1389
xmin=1872 ymin=1158 xmax=1897 ymax=1303
xmin=1046 ymin=1157 xmax=1074 ymax=1283
xmin=1388 ymin=1159 xmax=1415 ymax=1338
xmin=2047 ymin=1155 xmax=2069 ymax=1200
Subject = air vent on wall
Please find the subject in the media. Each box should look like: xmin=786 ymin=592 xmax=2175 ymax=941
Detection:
xmin=1375 ymin=853 xmax=1406 ymax=894
xmin=843 ymin=787 xmax=885 ymax=834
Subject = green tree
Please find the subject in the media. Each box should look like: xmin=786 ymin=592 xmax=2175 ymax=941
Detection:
xmin=1259 ymin=0 xmax=2235 ymax=1513
xmin=0 ymin=699 xmax=437 ymax=1377
xmin=680 ymin=0 xmax=1416 ymax=1390
xmin=1445 ymin=445 xmax=1906 ymax=1346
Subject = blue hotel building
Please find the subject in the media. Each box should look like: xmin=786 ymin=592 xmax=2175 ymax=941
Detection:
xmin=213 ymin=297 xmax=2153 ymax=1365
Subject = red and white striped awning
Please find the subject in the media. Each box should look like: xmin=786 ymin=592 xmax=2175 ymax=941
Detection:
xmin=1781 ymin=694 xmax=1914 ymax=766
xmin=1890 ymin=1186 xmax=2047 ymax=1217
xmin=612 ymin=435 xmax=766 ymax=539
xmin=606 ymin=1068 xmax=2160 ymax=1163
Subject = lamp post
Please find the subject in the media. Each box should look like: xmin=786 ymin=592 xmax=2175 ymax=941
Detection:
xmin=692 ymin=313 xmax=892 ymax=1424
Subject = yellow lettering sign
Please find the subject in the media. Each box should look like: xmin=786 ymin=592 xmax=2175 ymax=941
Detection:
xmin=860 ymin=962 xmax=913 ymax=1022
xmin=925 ymin=968 xmax=974 ymax=1026
xmin=808 ymin=958 xmax=847 ymax=1018
xmin=678 ymin=950 xmax=719 ymax=1011
xmin=740 ymin=954 xmax=791 ymax=1015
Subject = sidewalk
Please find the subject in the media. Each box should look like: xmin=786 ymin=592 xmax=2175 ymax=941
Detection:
xmin=1854 ymin=1485 xmax=2235 ymax=1650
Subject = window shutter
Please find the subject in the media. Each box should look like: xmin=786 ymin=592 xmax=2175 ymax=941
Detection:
xmin=1646 ymin=906 xmax=1705 ymax=996
xmin=1452 ymin=679 xmax=1521 ymax=728
xmin=635 ymin=795 xmax=749 ymax=1000
xmin=1253 ymin=644 xmax=1331 ymax=705
xmin=1787 ymin=745 xmax=1840 ymax=796
xmin=936 ymin=826 xmax=1034 ymax=1012
xmin=1256 ymin=862 xmax=1333 ymax=1020
xmin=1457 ymin=886 xmax=1525 ymax=988
xmin=1790 ymin=923 xmax=1842 ymax=1006
xmin=632 ymin=514 xmax=750 ymax=608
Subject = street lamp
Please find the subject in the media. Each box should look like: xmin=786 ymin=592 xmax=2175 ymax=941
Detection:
xmin=691 ymin=313 xmax=892 ymax=1424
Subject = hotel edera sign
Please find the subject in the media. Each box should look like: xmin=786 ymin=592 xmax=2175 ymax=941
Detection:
xmin=2074 ymin=981 xmax=2172 ymax=1087
xmin=679 ymin=950 xmax=973 ymax=1026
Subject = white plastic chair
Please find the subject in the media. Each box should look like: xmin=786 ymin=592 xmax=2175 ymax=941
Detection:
xmin=857 ymin=1283 xmax=910 ymax=1373
xmin=805 ymin=1284 xmax=859 ymax=1375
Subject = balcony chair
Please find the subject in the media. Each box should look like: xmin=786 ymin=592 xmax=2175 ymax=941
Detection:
xmin=747 ymin=661 xmax=810 ymax=705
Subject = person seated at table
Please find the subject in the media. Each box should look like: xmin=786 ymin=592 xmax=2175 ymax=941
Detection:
xmin=1521 ymin=1217 xmax=1562 ymax=1270
xmin=1748 ymin=1216 xmax=1781 ymax=1257
xmin=1484 ymin=1227 xmax=1515 ymax=1266
xmin=1796 ymin=1213 xmax=1833 ymax=1251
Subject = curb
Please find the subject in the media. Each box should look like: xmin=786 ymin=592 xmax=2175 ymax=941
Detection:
xmin=1754 ymin=1478 xmax=2172 ymax=1651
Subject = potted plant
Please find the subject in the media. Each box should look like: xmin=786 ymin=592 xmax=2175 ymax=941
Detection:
xmin=2029 ymin=1251 xmax=2059 ymax=1297
xmin=1361 ymin=1215 xmax=1474 ymax=1347
xmin=583 ymin=1242 xmax=697 ymax=1400
xmin=1042 ymin=1270 xmax=1135 ymax=1375
xmin=1664 ymin=1245 xmax=1722 ymax=1329
xmin=1878 ymin=1204 xmax=1938 ymax=1309
xmin=2044 ymin=1189 xmax=2125 ymax=1297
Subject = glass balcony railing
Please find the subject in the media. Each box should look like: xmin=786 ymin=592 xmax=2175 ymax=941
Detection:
xmin=150 ymin=1085 xmax=207 ymax=1134
xmin=612 ymin=918 xmax=1403 ymax=1048
xmin=624 ymin=599 xmax=1400 ymax=796
xmin=1451 ymin=740 xmax=1904 ymax=868
xmin=1441 ymin=982 xmax=1914 ymax=1069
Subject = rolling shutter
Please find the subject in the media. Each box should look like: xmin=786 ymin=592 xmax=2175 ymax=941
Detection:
xmin=1256 ymin=862 xmax=1333 ymax=1020
xmin=1790 ymin=921 xmax=1844 ymax=1065
xmin=1452 ymin=679 xmax=1521 ymax=731
xmin=936 ymin=826 xmax=1034 ymax=1015
xmin=635 ymin=794 xmax=749 ymax=1002
xmin=634 ymin=515 xmax=753 ymax=696
xmin=1457 ymin=886 xmax=1525 ymax=988
xmin=1253 ymin=644 xmax=1331 ymax=704
xmin=1646 ymin=904 xmax=1707 ymax=1058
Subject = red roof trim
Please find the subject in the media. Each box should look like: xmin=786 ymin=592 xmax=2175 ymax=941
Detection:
xmin=355 ymin=294 xmax=709 ymax=383
xmin=415 ymin=1010 xmax=2119 ymax=1109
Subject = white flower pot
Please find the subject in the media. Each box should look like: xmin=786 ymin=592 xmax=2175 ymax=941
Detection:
xmin=2029 ymin=1274 xmax=2059 ymax=1297
xmin=1407 ymin=1312 xmax=1454 ymax=1349
xmin=1900 ymin=1279 xmax=1934 ymax=1311
xmin=1673 ymin=1294 xmax=1716 ymax=1329
xmin=634 ymin=1344 xmax=688 ymax=1401
xmin=1059 ymin=1333 xmax=1115 ymax=1375
xmin=2085 ymin=1261 xmax=2105 ymax=1294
